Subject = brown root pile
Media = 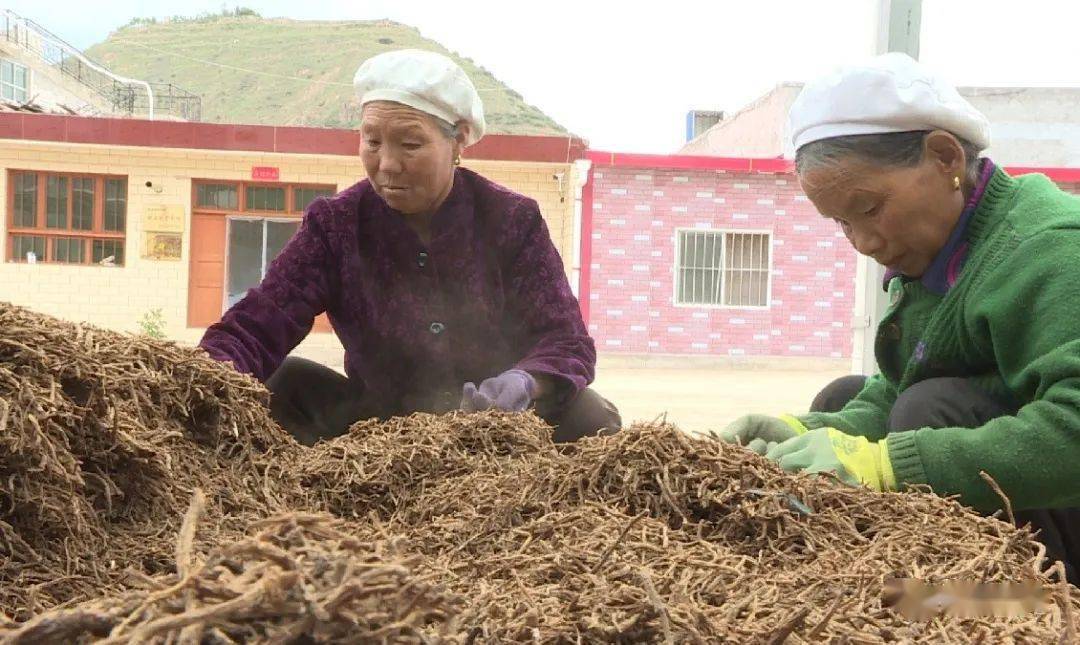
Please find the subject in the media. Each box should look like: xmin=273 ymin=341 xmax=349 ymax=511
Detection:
xmin=0 ymin=303 xmax=299 ymax=620
xmin=1 ymin=498 xmax=458 ymax=645
xmin=299 ymin=413 xmax=1080 ymax=642
xmin=1 ymin=302 xmax=1079 ymax=643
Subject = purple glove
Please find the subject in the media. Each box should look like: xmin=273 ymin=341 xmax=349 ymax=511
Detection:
xmin=460 ymin=369 xmax=538 ymax=413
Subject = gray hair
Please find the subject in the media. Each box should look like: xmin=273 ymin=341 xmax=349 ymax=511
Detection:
xmin=434 ymin=117 xmax=461 ymax=142
xmin=795 ymin=131 xmax=983 ymax=185
xmin=360 ymin=100 xmax=461 ymax=142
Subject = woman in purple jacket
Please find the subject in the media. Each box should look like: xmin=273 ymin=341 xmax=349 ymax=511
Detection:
xmin=199 ymin=49 xmax=620 ymax=445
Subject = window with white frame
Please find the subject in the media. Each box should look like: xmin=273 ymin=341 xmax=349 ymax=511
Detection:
xmin=1 ymin=60 xmax=29 ymax=103
xmin=675 ymin=230 xmax=771 ymax=307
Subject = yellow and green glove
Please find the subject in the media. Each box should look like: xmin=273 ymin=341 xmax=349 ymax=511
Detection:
xmin=718 ymin=414 xmax=808 ymax=455
xmin=765 ymin=427 xmax=897 ymax=492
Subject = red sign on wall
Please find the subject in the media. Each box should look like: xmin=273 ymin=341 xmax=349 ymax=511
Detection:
xmin=251 ymin=166 xmax=280 ymax=181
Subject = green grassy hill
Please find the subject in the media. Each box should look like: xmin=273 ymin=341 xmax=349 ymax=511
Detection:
xmin=86 ymin=15 xmax=568 ymax=134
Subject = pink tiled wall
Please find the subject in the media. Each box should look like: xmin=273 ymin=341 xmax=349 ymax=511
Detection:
xmin=587 ymin=166 xmax=858 ymax=358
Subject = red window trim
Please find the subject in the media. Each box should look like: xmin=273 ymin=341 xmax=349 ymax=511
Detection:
xmin=7 ymin=169 xmax=128 ymax=265
xmin=191 ymin=179 xmax=335 ymax=217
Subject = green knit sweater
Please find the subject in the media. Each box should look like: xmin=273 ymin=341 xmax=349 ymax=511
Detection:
xmin=798 ymin=168 xmax=1080 ymax=512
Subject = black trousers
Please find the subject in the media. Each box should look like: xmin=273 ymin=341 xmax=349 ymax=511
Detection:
xmin=813 ymin=375 xmax=1080 ymax=584
xmin=266 ymin=357 xmax=622 ymax=447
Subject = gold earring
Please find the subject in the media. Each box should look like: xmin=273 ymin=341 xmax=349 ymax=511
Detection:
xmin=953 ymin=176 xmax=961 ymax=191
xmin=453 ymin=155 xmax=461 ymax=166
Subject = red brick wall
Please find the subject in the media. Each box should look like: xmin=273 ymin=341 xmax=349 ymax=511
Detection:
xmin=587 ymin=166 xmax=857 ymax=358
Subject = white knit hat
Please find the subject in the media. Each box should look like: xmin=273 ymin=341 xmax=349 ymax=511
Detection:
xmin=789 ymin=53 xmax=990 ymax=152
xmin=354 ymin=49 xmax=486 ymax=146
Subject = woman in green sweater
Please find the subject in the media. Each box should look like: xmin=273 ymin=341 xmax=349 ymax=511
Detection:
xmin=719 ymin=53 xmax=1080 ymax=582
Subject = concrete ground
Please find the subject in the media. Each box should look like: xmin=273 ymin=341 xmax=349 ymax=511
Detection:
xmin=291 ymin=341 xmax=849 ymax=436
xmin=592 ymin=360 xmax=848 ymax=436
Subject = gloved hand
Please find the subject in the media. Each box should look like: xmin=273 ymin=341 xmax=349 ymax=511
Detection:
xmin=461 ymin=369 xmax=537 ymax=413
xmin=718 ymin=414 xmax=808 ymax=455
xmin=765 ymin=427 xmax=897 ymax=491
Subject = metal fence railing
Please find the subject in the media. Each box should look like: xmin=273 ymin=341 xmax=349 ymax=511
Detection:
xmin=2 ymin=10 xmax=201 ymax=121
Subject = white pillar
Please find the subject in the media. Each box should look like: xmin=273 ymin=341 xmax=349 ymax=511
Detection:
xmin=851 ymin=0 xmax=923 ymax=374
xmin=569 ymin=159 xmax=592 ymax=298
xmin=876 ymin=0 xmax=922 ymax=57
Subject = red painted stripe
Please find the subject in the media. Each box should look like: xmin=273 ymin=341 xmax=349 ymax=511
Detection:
xmin=13 ymin=114 xmax=1080 ymax=179
xmin=588 ymin=149 xmax=1080 ymax=183
xmin=0 ymin=113 xmax=587 ymax=164
xmin=587 ymin=150 xmax=794 ymax=173
xmin=274 ymin=126 xmax=361 ymax=156
xmin=0 ymin=113 xmax=23 ymax=139
xmin=468 ymin=134 xmax=588 ymax=163
xmin=65 ymin=116 xmax=115 ymax=144
xmin=22 ymin=113 xmax=67 ymax=141
xmin=748 ymin=157 xmax=795 ymax=173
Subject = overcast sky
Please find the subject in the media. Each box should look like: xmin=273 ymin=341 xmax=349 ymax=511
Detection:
xmin=5 ymin=0 xmax=1080 ymax=152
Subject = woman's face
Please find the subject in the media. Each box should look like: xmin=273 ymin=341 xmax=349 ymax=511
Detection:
xmin=360 ymin=101 xmax=461 ymax=216
xmin=798 ymin=133 xmax=968 ymax=278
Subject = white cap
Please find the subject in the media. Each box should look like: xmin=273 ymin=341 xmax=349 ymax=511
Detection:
xmin=789 ymin=52 xmax=990 ymax=153
xmin=354 ymin=49 xmax=486 ymax=146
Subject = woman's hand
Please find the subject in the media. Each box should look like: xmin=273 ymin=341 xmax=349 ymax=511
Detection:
xmin=766 ymin=428 xmax=897 ymax=491
xmin=460 ymin=369 xmax=538 ymax=412
xmin=717 ymin=414 xmax=807 ymax=454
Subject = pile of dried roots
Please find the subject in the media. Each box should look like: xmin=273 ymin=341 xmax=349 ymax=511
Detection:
xmin=0 ymin=303 xmax=299 ymax=620
xmin=1 ymin=303 xmax=1077 ymax=643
